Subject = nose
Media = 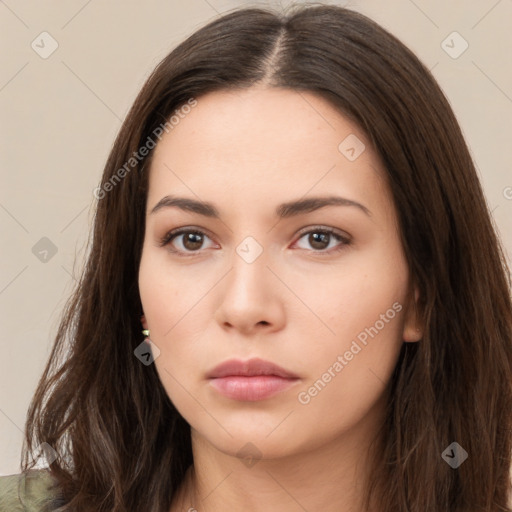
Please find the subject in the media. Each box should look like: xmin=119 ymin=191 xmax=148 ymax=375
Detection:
xmin=214 ymin=245 xmax=286 ymax=336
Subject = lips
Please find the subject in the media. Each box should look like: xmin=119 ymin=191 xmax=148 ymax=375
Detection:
xmin=207 ymin=358 xmax=300 ymax=401
xmin=207 ymin=358 xmax=299 ymax=379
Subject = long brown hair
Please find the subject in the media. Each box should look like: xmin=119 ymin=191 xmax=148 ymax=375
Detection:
xmin=21 ymin=4 xmax=512 ymax=511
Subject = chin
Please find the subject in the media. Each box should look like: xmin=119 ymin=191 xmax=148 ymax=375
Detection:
xmin=192 ymin=419 xmax=314 ymax=462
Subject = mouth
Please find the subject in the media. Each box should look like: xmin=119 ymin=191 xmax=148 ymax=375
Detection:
xmin=207 ymin=358 xmax=300 ymax=401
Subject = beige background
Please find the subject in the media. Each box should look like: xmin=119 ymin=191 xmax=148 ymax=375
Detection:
xmin=1 ymin=0 xmax=511 ymax=476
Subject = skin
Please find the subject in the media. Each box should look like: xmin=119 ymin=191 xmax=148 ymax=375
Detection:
xmin=138 ymin=87 xmax=423 ymax=512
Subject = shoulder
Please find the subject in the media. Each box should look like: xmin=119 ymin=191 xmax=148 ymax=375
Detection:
xmin=0 ymin=469 xmax=62 ymax=512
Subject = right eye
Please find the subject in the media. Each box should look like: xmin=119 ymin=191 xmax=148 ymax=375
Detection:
xmin=160 ymin=228 xmax=217 ymax=257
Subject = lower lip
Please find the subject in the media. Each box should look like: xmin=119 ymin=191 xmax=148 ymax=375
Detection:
xmin=209 ymin=376 xmax=299 ymax=401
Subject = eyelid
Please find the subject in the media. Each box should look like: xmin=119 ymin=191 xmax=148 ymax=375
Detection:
xmin=294 ymin=224 xmax=351 ymax=241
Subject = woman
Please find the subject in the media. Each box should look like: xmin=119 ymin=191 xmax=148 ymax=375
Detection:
xmin=1 ymin=4 xmax=511 ymax=512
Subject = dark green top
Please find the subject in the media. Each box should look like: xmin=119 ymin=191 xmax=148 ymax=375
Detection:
xmin=0 ymin=470 xmax=62 ymax=511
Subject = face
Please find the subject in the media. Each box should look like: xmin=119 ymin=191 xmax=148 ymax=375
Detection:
xmin=138 ymin=87 xmax=421 ymax=460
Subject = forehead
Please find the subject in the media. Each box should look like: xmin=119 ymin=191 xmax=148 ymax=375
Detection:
xmin=153 ymin=87 xmax=360 ymax=159
xmin=146 ymin=87 xmax=393 ymax=223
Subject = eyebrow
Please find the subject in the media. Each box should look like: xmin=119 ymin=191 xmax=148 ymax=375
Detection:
xmin=150 ymin=194 xmax=371 ymax=218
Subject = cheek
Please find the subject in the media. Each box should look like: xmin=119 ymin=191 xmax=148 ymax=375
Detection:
xmin=290 ymin=249 xmax=408 ymax=410
xmin=294 ymin=246 xmax=408 ymax=348
xmin=291 ymin=283 xmax=406 ymax=447
xmin=138 ymin=249 xmax=212 ymax=411
xmin=138 ymin=248 xmax=205 ymax=338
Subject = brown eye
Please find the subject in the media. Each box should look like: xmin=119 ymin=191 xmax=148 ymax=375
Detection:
xmin=294 ymin=227 xmax=351 ymax=253
xmin=160 ymin=229 xmax=215 ymax=256
xmin=181 ymin=232 xmax=204 ymax=251
xmin=308 ymin=232 xmax=330 ymax=250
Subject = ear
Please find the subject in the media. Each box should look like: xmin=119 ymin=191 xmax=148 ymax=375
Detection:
xmin=402 ymin=285 xmax=423 ymax=343
xmin=140 ymin=314 xmax=149 ymax=330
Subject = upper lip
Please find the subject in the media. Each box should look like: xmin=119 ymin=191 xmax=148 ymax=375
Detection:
xmin=207 ymin=358 xmax=299 ymax=379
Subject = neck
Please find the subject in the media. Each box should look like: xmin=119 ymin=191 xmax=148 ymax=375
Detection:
xmin=172 ymin=406 xmax=384 ymax=512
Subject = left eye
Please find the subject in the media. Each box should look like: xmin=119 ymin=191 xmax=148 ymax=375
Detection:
xmin=294 ymin=228 xmax=350 ymax=253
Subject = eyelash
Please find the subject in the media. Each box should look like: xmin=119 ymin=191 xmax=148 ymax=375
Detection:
xmin=159 ymin=226 xmax=351 ymax=258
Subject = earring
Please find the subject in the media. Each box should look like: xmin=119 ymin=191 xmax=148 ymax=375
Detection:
xmin=140 ymin=314 xmax=150 ymax=338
